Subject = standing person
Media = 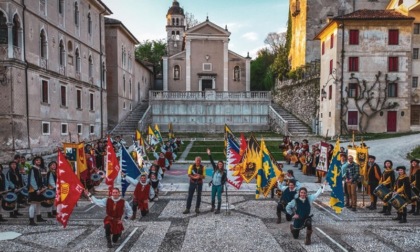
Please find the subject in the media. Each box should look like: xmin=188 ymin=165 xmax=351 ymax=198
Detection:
xmin=366 ymin=155 xmax=382 ymax=210
xmin=408 ymin=159 xmax=420 ymax=215
xmin=339 ymin=153 xmax=349 ymax=209
xmin=286 ymin=186 xmax=323 ymax=245
xmin=85 ymin=188 xmax=132 ymax=248
xmin=28 ymin=156 xmax=47 ymax=226
xmin=392 ymin=166 xmax=411 ymax=223
xmin=183 ymin=156 xmax=206 ymax=214
xmin=342 ymin=155 xmax=360 ymax=211
xmin=276 ymin=179 xmax=299 ymax=223
xmin=6 ymin=161 xmax=24 ymax=218
xmin=378 ymin=160 xmax=395 ymax=216
xmin=46 ymin=161 xmax=57 ymax=218
xmin=122 ymin=173 xmax=154 ymax=220
xmin=207 ymin=148 xmax=227 ymax=214
xmin=0 ymin=164 xmax=7 ymax=222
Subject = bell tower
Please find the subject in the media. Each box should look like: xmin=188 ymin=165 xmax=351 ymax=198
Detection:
xmin=166 ymin=0 xmax=185 ymax=56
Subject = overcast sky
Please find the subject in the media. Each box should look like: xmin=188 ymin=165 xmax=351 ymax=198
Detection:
xmin=101 ymin=0 xmax=289 ymax=59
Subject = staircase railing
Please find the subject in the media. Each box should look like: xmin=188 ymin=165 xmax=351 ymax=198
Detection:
xmin=137 ymin=105 xmax=152 ymax=132
xmin=269 ymin=106 xmax=292 ymax=136
xmin=109 ymin=103 xmax=146 ymax=135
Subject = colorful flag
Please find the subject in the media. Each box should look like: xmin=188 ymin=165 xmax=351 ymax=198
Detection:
xmin=241 ymin=135 xmax=261 ymax=183
xmin=355 ymin=144 xmax=369 ymax=186
xmin=106 ymin=136 xmax=120 ymax=193
xmin=62 ymin=142 xmax=87 ymax=180
xmin=239 ymin=133 xmax=247 ymax=157
xmin=256 ymin=139 xmax=284 ymax=199
xmin=226 ymin=136 xmax=244 ymax=189
xmin=56 ymin=151 xmax=84 ymax=228
xmin=224 ymin=124 xmax=239 ymax=157
xmin=168 ymin=122 xmax=174 ymax=140
xmin=148 ymin=125 xmax=159 ymax=145
xmin=326 ymin=138 xmax=344 ymax=214
xmin=154 ymin=124 xmax=163 ymax=144
xmin=121 ymin=145 xmax=141 ymax=197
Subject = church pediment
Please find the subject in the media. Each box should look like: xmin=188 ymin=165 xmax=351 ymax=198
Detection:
xmin=186 ymin=21 xmax=230 ymax=37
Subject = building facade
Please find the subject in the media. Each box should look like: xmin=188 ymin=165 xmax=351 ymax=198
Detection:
xmin=316 ymin=9 xmax=415 ymax=136
xmin=162 ymin=0 xmax=250 ymax=92
xmin=104 ymin=18 xmax=153 ymax=130
xmin=0 ymin=0 xmax=111 ymax=157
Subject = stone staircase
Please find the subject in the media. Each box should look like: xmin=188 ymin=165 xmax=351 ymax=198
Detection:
xmin=270 ymin=103 xmax=313 ymax=136
xmin=110 ymin=102 xmax=149 ymax=140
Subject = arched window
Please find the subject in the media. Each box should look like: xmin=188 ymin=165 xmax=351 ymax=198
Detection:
xmin=59 ymin=40 xmax=65 ymax=66
xmin=0 ymin=12 xmax=7 ymax=44
xmin=173 ymin=65 xmax=180 ymax=79
xmin=40 ymin=29 xmax=47 ymax=58
xmin=234 ymin=66 xmax=240 ymax=81
xmin=88 ymin=55 xmax=93 ymax=77
xmin=176 ymin=31 xmax=180 ymax=40
xmin=58 ymin=0 xmax=64 ymax=14
xmin=172 ymin=18 xmax=175 ymax=25
xmin=129 ymin=79 xmax=132 ymax=98
xmin=12 ymin=14 xmax=20 ymax=47
xmin=176 ymin=18 xmax=179 ymax=26
xmin=87 ymin=13 xmax=92 ymax=35
xmin=123 ymin=75 xmax=126 ymax=95
xmin=75 ymin=48 xmax=80 ymax=72
xmin=171 ymin=31 xmax=175 ymax=39
xmin=74 ymin=2 xmax=79 ymax=27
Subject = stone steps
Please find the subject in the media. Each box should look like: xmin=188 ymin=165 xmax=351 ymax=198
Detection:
xmin=110 ymin=102 xmax=149 ymax=138
xmin=270 ymin=103 xmax=313 ymax=136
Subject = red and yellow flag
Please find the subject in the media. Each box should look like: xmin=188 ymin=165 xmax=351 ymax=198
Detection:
xmin=62 ymin=142 xmax=87 ymax=179
xmin=56 ymin=151 xmax=84 ymax=228
xmin=105 ymin=136 xmax=120 ymax=193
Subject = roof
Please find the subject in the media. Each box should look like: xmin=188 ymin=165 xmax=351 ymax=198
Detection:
xmin=105 ymin=17 xmax=140 ymax=44
xmin=167 ymin=0 xmax=184 ymax=16
xmin=333 ymin=9 xmax=414 ymax=21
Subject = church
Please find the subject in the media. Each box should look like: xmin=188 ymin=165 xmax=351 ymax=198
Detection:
xmin=162 ymin=0 xmax=251 ymax=92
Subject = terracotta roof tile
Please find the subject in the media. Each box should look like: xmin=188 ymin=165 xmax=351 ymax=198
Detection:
xmin=334 ymin=9 xmax=414 ymax=20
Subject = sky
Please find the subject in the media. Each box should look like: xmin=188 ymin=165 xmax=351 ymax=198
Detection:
xmin=101 ymin=0 xmax=290 ymax=59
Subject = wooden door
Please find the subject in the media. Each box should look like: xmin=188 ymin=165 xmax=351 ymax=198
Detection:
xmin=387 ymin=111 xmax=397 ymax=132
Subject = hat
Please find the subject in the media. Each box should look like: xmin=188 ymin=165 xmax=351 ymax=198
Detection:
xmin=395 ymin=166 xmax=406 ymax=171
xmin=368 ymin=155 xmax=376 ymax=160
xmin=384 ymin=160 xmax=393 ymax=167
xmin=411 ymin=159 xmax=419 ymax=164
xmin=340 ymin=152 xmax=347 ymax=157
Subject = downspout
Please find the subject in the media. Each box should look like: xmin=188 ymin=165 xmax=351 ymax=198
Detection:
xmin=340 ymin=21 xmax=345 ymax=136
xmin=99 ymin=9 xmax=106 ymax=139
xmin=23 ymin=0 xmax=30 ymax=150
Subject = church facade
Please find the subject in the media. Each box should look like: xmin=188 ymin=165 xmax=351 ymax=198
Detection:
xmin=162 ymin=0 xmax=250 ymax=92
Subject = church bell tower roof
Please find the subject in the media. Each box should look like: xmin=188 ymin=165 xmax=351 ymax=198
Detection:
xmin=167 ymin=0 xmax=184 ymax=16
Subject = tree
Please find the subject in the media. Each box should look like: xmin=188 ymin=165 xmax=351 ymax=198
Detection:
xmin=250 ymin=48 xmax=276 ymax=91
xmin=185 ymin=12 xmax=199 ymax=29
xmin=135 ymin=39 xmax=166 ymax=78
xmin=264 ymin=32 xmax=286 ymax=53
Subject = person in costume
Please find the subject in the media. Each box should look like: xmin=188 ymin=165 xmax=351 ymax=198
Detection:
xmin=149 ymin=173 xmax=162 ymax=202
xmin=341 ymin=155 xmax=359 ymax=211
xmin=276 ymin=179 xmax=299 ymax=223
xmin=6 ymin=161 xmax=24 ymax=218
xmin=408 ymin=159 xmax=420 ymax=215
xmin=86 ymin=187 xmax=132 ymax=248
xmin=122 ymin=173 xmax=154 ymax=220
xmin=378 ymin=160 xmax=395 ymax=216
xmin=183 ymin=156 xmax=206 ymax=214
xmin=28 ymin=156 xmax=47 ymax=226
xmin=286 ymin=186 xmax=323 ymax=245
xmin=153 ymin=151 xmax=169 ymax=176
xmin=207 ymin=148 xmax=227 ymax=214
xmin=366 ymin=155 xmax=382 ymax=210
xmin=0 ymin=164 xmax=8 ymax=222
xmin=392 ymin=166 xmax=411 ymax=223
xmin=46 ymin=161 xmax=57 ymax=218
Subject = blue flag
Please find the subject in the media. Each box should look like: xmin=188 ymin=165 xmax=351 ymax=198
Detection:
xmin=326 ymin=138 xmax=344 ymax=213
xmin=121 ymin=146 xmax=141 ymax=197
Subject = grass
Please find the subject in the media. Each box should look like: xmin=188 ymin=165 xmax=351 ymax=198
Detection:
xmin=407 ymin=145 xmax=420 ymax=160
xmin=163 ymin=131 xmax=284 ymax=139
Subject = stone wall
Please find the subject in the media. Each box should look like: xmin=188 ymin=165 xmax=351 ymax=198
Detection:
xmin=273 ymin=77 xmax=320 ymax=128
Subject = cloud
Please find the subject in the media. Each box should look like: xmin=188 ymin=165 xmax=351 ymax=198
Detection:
xmin=242 ymin=32 xmax=258 ymax=41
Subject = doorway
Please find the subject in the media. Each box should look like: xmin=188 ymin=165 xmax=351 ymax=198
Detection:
xmin=387 ymin=111 xmax=397 ymax=132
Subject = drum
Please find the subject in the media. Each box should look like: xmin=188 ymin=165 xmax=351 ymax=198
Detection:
xmin=41 ymin=189 xmax=56 ymax=208
xmin=18 ymin=188 xmax=29 ymax=204
xmin=2 ymin=192 xmax=18 ymax=211
xmin=411 ymin=186 xmax=420 ymax=202
xmin=91 ymin=171 xmax=105 ymax=186
xmin=373 ymin=184 xmax=393 ymax=203
xmin=389 ymin=194 xmax=409 ymax=211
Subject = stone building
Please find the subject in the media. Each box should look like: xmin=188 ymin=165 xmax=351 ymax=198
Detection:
xmin=315 ymin=9 xmax=415 ymax=136
xmin=162 ymin=0 xmax=250 ymax=92
xmin=104 ymin=18 xmax=153 ymax=130
xmin=288 ymin=0 xmax=389 ymax=70
xmin=0 ymin=0 xmax=111 ymax=157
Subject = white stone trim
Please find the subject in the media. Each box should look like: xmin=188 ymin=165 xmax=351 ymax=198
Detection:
xmin=163 ymin=56 xmax=168 ymax=91
xmin=223 ymin=41 xmax=228 ymax=91
xmin=186 ymin=39 xmax=191 ymax=91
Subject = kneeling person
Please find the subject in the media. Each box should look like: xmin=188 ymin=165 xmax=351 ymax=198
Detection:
xmin=123 ymin=173 xmax=154 ymax=219
xmin=276 ymin=179 xmax=299 ymax=223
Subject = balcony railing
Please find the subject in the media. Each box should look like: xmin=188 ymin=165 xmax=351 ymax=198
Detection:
xmin=149 ymin=91 xmax=271 ymax=101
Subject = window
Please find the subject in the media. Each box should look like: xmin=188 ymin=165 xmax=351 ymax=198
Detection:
xmin=59 ymin=0 xmax=64 ymax=14
xmin=388 ymin=83 xmax=398 ymax=97
xmin=329 ymin=59 xmax=333 ymax=74
xmin=88 ymin=55 xmax=93 ymax=78
xmin=59 ymin=40 xmax=65 ymax=66
xmin=12 ymin=15 xmax=20 ymax=47
xmin=90 ymin=125 xmax=95 ymax=135
xmin=76 ymin=88 xmax=82 ymax=109
xmin=413 ymin=77 xmax=418 ymax=88
xmin=87 ymin=13 xmax=92 ymax=35
xmin=42 ymin=122 xmax=50 ymax=135
xmin=348 ymin=57 xmax=359 ymax=72
xmin=74 ymin=2 xmax=79 ymax=27
xmin=413 ymin=48 xmax=419 ymax=60
xmin=330 ymin=34 xmax=334 ymax=49
xmin=388 ymin=57 xmax=399 ymax=72
xmin=89 ymin=92 xmax=94 ymax=111
xmin=234 ymin=66 xmax=240 ymax=81
xmin=75 ymin=48 xmax=80 ymax=72
xmin=328 ymin=85 xmax=332 ymax=100
xmin=123 ymin=75 xmax=126 ymax=96
xmin=414 ymin=23 xmax=420 ymax=34
xmin=40 ymin=30 xmax=47 ymax=58
xmin=129 ymin=80 xmax=132 ymax=99
xmin=388 ymin=29 xmax=399 ymax=45
xmin=60 ymin=85 xmax=67 ymax=107
xmin=61 ymin=123 xmax=68 ymax=135
xmin=322 ymin=41 xmax=325 ymax=55
xmin=203 ymin=63 xmax=212 ymax=71
xmin=41 ymin=80 xmax=49 ymax=103
xmin=173 ymin=65 xmax=180 ymax=79
xmin=348 ymin=83 xmax=358 ymax=98
xmin=0 ymin=12 xmax=7 ymax=44
xmin=123 ymin=101 xmax=126 ymax=110
xmin=348 ymin=111 xmax=358 ymax=125
xmin=77 ymin=124 xmax=82 ymax=135
xmin=349 ymin=30 xmax=359 ymax=45
xmin=129 ymin=103 xmax=132 ymax=111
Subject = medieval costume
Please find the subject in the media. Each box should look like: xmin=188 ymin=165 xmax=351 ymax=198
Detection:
xmin=378 ymin=160 xmax=395 ymax=215
xmin=392 ymin=166 xmax=411 ymax=223
xmin=124 ymin=173 xmax=154 ymax=220
xmin=6 ymin=161 xmax=24 ymax=218
xmin=276 ymin=179 xmax=299 ymax=223
xmin=408 ymin=159 xmax=420 ymax=215
xmin=366 ymin=155 xmax=382 ymax=210
xmin=0 ymin=164 xmax=7 ymax=222
xmin=28 ymin=156 xmax=47 ymax=226
xmin=46 ymin=161 xmax=57 ymax=218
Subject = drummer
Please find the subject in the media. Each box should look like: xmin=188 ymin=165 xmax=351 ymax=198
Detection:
xmin=46 ymin=161 xmax=57 ymax=218
xmin=0 ymin=164 xmax=7 ymax=222
xmin=6 ymin=161 xmax=24 ymax=218
xmin=28 ymin=156 xmax=48 ymax=226
xmin=378 ymin=160 xmax=395 ymax=216
xmin=392 ymin=166 xmax=411 ymax=223
xmin=408 ymin=159 xmax=420 ymax=215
